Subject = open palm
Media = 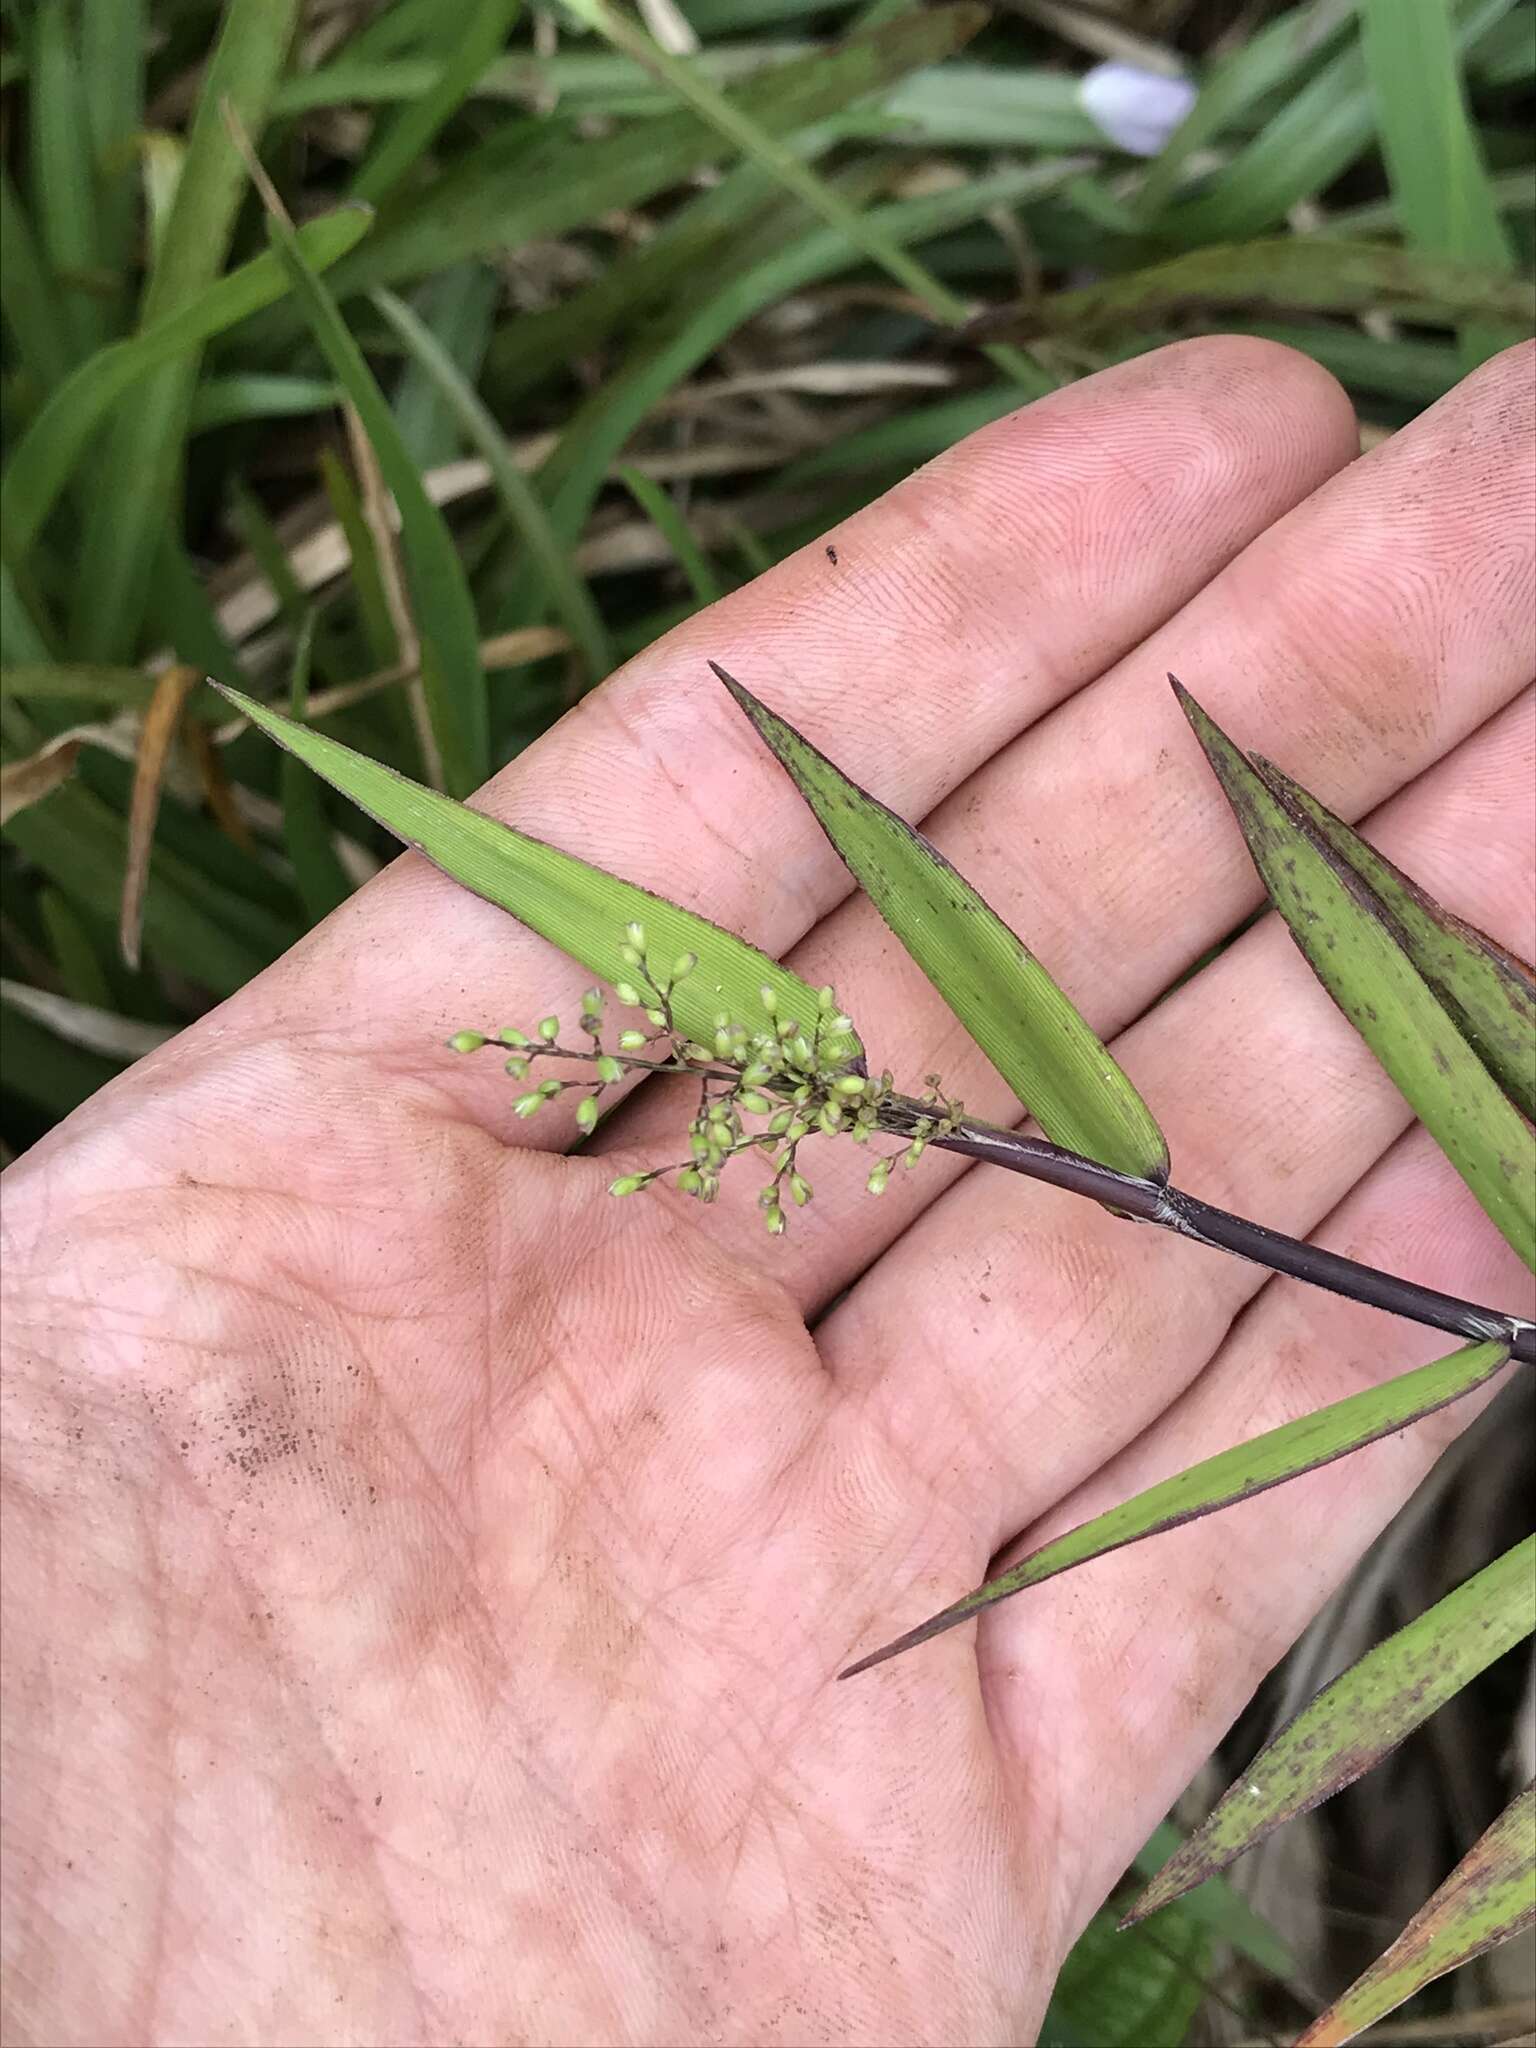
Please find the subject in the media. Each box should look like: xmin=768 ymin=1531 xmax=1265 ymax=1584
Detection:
xmin=4 ymin=338 xmax=1532 ymax=2048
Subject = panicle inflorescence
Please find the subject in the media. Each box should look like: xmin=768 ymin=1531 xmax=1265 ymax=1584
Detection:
xmin=446 ymin=925 xmax=962 ymax=1233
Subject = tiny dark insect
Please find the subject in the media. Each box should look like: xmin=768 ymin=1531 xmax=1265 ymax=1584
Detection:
xmin=825 ymin=545 xmax=838 ymax=564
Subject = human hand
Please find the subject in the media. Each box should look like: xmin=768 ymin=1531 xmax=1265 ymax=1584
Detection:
xmin=4 ymin=337 xmax=1532 ymax=2047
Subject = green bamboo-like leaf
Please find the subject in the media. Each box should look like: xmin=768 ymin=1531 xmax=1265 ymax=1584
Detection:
xmin=1254 ymin=758 xmax=1536 ymax=1125
xmin=218 ymin=686 xmax=863 ymax=1064
xmin=264 ymin=217 xmax=489 ymax=797
xmin=1295 ymin=1782 xmax=1535 ymax=2047
xmin=1177 ymin=683 xmax=1535 ymax=1272
xmin=841 ymin=1339 xmax=1510 ymax=1677
xmin=1 ymin=207 xmax=372 ymax=565
xmin=716 ymin=667 xmax=1169 ymax=1181
xmin=968 ymin=238 xmax=1536 ymax=347
xmin=1129 ymin=1536 xmax=1536 ymax=1924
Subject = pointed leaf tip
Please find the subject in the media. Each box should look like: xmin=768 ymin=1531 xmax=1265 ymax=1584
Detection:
xmin=845 ymin=1339 xmax=1508 ymax=1676
xmin=1177 ymin=685 xmax=1535 ymax=1271
xmin=218 ymin=684 xmax=864 ymax=1065
xmin=1128 ymin=1534 xmax=1535 ymax=1926
xmin=714 ymin=664 xmax=1170 ymax=1180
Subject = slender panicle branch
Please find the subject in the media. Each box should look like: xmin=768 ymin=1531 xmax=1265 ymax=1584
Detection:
xmin=892 ymin=1105 xmax=1536 ymax=1365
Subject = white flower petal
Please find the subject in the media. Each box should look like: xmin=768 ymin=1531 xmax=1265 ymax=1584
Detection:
xmin=1080 ymin=60 xmax=1197 ymax=158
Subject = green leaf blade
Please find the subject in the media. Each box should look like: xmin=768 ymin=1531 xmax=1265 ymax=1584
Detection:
xmin=1177 ymin=683 xmax=1535 ymax=1272
xmin=1 ymin=207 xmax=373 ymax=567
xmin=1129 ymin=1535 xmax=1536 ymax=1923
xmin=68 ymin=0 xmax=303 ymax=661
xmin=1254 ymin=758 xmax=1536 ymax=1125
xmin=217 ymin=687 xmax=864 ymax=1065
xmin=263 ymin=221 xmax=489 ymax=797
xmin=1295 ymin=1783 xmax=1536 ymax=2046
xmin=715 ymin=666 xmax=1169 ymax=1181
xmin=841 ymin=1339 xmax=1511 ymax=1677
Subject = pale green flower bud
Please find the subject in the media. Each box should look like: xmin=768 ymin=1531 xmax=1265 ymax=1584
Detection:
xmin=498 ymin=1027 xmax=529 ymax=1048
xmin=609 ymin=1173 xmax=648 ymax=1197
xmin=764 ymin=1203 xmax=786 ymax=1236
xmin=866 ymin=1159 xmax=891 ymax=1195
xmin=539 ymin=1079 xmax=564 ymax=1099
xmin=575 ymin=1095 xmax=599 ymax=1133
xmin=676 ymin=1168 xmax=703 ymax=1195
xmin=595 ymin=1055 xmax=623 ymax=1084
xmin=789 ymin=1173 xmax=813 ymax=1207
xmin=834 ymin=1074 xmax=866 ymax=1096
xmin=581 ymin=989 xmax=604 ymax=1017
xmin=619 ymin=942 xmax=644 ymax=970
xmin=513 ymin=1093 xmax=543 ymax=1117
xmin=505 ymin=1057 xmax=529 ymax=1080
xmin=538 ymin=1016 xmax=559 ymax=1041
xmin=448 ymin=1030 xmax=486 ymax=1053
xmin=738 ymin=1090 xmax=772 ymax=1116
xmin=759 ymin=985 xmax=779 ymax=1016
xmin=645 ymin=1008 xmax=667 ymax=1028
xmin=818 ymin=1101 xmax=844 ymax=1134
xmin=671 ymin=952 xmax=697 ymax=982
xmin=625 ymin=921 xmax=647 ymax=953
xmin=767 ymin=1109 xmax=795 ymax=1135
xmin=714 ymin=1029 xmax=733 ymax=1058
xmin=614 ymin=982 xmax=642 ymax=1007
xmin=904 ymin=1139 xmax=926 ymax=1168
xmin=817 ymin=986 xmax=837 ymax=1012
xmin=618 ymin=1029 xmax=648 ymax=1050
xmin=789 ymin=1036 xmax=814 ymax=1069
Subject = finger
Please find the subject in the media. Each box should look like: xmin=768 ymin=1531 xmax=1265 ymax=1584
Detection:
xmin=824 ymin=679 xmax=1532 ymax=1579
xmin=173 ymin=340 xmax=1354 ymax=1145
xmin=601 ymin=344 xmax=1534 ymax=1320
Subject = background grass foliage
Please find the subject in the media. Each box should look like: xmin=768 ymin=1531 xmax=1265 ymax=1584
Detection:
xmin=2 ymin=1 xmax=1533 ymax=2040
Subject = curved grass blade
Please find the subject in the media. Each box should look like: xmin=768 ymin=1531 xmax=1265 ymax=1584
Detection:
xmin=1359 ymin=0 xmax=1518 ymax=370
xmin=840 ymin=1339 xmax=1510 ymax=1677
xmin=967 ymin=238 xmax=1536 ymax=348
xmin=1255 ymin=757 xmax=1535 ymax=1124
xmin=369 ymin=286 xmax=613 ymax=686
xmin=1127 ymin=1535 xmax=1536 ymax=1925
xmin=263 ymin=218 xmax=488 ymax=796
xmin=1176 ymin=682 xmax=1535 ymax=1272
xmin=217 ymin=686 xmax=862 ymax=1064
xmin=279 ymin=620 xmax=354 ymax=926
xmin=715 ymin=667 xmax=1169 ymax=1181
xmin=349 ymin=0 xmax=523 ymax=208
xmin=69 ymin=0 xmax=302 ymax=662
xmin=260 ymin=10 xmax=988 ymax=316
xmin=1295 ymin=1782 xmax=1535 ymax=2046
xmin=1 ymin=207 xmax=372 ymax=565
xmin=619 ymin=469 xmax=723 ymax=609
